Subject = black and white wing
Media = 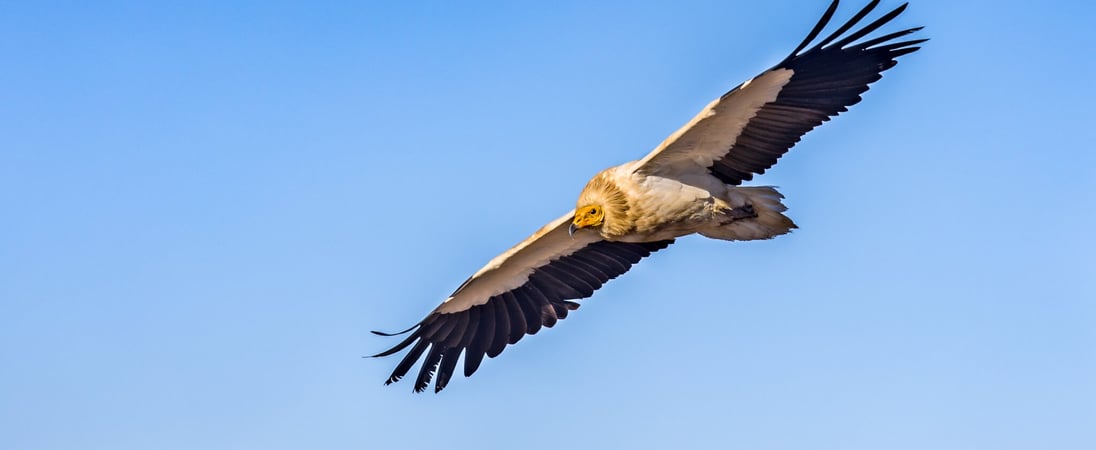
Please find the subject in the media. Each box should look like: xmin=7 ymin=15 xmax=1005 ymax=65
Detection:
xmin=636 ymin=0 xmax=926 ymax=184
xmin=372 ymin=211 xmax=672 ymax=393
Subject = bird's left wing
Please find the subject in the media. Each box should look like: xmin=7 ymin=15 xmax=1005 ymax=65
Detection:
xmin=372 ymin=211 xmax=674 ymax=393
xmin=635 ymin=0 xmax=925 ymax=184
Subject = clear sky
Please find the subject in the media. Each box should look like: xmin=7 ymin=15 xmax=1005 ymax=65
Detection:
xmin=2 ymin=1 xmax=1094 ymax=449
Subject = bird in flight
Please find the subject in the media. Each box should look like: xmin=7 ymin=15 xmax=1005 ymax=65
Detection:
xmin=373 ymin=0 xmax=925 ymax=393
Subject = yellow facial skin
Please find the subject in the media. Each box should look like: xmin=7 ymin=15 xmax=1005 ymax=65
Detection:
xmin=572 ymin=205 xmax=605 ymax=230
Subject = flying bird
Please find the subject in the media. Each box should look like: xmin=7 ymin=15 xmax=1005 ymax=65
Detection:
xmin=373 ymin=0 xmax=925 ymax=393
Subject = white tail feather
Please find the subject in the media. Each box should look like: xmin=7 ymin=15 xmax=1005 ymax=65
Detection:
xmin=700 ymin=186 xmax=796 ymax=241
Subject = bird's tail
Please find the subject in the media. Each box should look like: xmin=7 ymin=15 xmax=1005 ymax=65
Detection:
xmin=701 ymin=186 xmax=797 ymax=241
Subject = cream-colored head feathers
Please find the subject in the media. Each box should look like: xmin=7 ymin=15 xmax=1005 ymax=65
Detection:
xmin=575 ymin=172 xmax=632 ymax=237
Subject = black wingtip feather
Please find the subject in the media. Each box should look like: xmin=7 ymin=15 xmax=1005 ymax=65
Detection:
xmin=435 ymin=347 xmax=462 ymax=392
xmin=386 ymin=338 xmax=429 ymax=385
xmin=502 ymin=293 xmax=528 ymax=345
xmin=855 ymin=26 xmax=923 ymax=49
xmin=541 ymin=302 xmax=559 ymax=328
xmin=808 ymin=0 xmax=880 ymax=52
xmin=370 ymin=324 xmax=419 ymax=337
xmin=829 ymin=2 xmax=910 ymax=50
xmin=787 ymin=0 xmax=840 ymax=59
xmin=462 ymin=304 xmax=494 ymax=377
xmin=370 ymin=329 xmax=422 ymax=358
xmin=487 ymin=297 xmax=511 ymax=358
xmin=413 ymin=344 xmax=444 ymax=393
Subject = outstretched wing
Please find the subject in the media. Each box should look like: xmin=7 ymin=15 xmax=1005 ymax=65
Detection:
xmin=636 ymin=0 xmax=926 ymax=184
xmin=372 ymin=211 xmax=673 ymax=393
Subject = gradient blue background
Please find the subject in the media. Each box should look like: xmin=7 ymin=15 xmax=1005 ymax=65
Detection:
xmin=3 ymin=1 xmax=1094 ymax=449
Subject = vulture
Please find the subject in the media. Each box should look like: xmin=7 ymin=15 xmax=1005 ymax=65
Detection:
xmin=373 ymin=0 xmax=925 ymax=392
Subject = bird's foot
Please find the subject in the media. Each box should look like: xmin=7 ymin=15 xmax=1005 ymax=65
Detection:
xmin=726 ymin=204 xmax=758 ymax=221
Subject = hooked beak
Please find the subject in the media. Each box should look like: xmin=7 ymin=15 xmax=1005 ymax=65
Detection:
xmin=568 ymin=222 xmax=578 ymax=239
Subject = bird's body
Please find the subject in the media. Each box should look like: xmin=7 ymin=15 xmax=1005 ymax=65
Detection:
xmin=374 ymin=0 xmax=926 ymax=393
xmin=576 ymin=162 xmax=795 ymax=243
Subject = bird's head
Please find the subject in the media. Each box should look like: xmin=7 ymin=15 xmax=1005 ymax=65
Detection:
xmin=570 ymin=204 xmax=605 ymax=236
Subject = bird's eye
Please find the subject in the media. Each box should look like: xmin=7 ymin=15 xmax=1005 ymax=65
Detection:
xmin=590 ymin=208 xmax=598 ymax=215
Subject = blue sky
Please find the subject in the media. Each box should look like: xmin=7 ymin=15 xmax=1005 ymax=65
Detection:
xmin=2 ymin=0 xmax=1094 ymax=449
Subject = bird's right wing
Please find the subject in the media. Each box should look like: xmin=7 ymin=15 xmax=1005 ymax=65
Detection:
xmin=372 ymin=211 xmax=674 ymax=393
xmin=635 ymin=0 xmax=925 ymax=184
